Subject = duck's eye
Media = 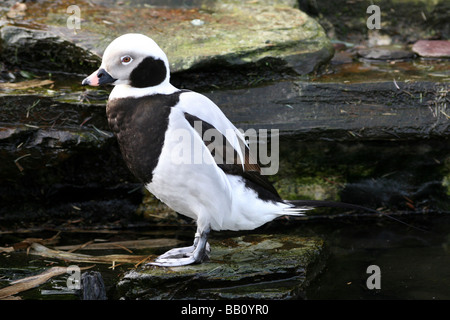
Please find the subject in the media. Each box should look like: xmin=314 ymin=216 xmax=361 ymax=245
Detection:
xmin=121 ymin=55 xmax=133 ymax=65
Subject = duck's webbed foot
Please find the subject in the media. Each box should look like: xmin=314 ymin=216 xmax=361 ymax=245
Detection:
xmin=148 ymin=229 xmax=210 ymax=267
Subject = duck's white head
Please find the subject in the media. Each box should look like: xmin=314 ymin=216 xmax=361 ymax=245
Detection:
xmin=82 ymin=33 xmax=176 ymax=98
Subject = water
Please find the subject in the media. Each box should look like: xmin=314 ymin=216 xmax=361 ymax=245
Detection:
xmin=301 ymin=214 xmax=450 ymax=299
xmin=296 ymin=56 xmax=449 ymax=300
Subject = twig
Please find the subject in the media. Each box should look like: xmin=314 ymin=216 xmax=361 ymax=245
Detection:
xmin=14 ymin=154 xmax=31 ymax=172
xmin=0 ymin=265 xmax=92 ymax=300
xmin=112 ymin=244 xmax=133 ymax=254
xmin=134 ymin=255 xmax=153 ymax=268
xmin=68 ymin=240 xmax=95 ymax=253
xmin=29 ymin=243 xmax=149 ymax=264
xmin=26 ymin=100 xmax=40 ymax=118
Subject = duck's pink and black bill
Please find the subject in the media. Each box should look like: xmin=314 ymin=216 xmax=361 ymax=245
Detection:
xmin=82 ymin=68 xmax=116 ymax=86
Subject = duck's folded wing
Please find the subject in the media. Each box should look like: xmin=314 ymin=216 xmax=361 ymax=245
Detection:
xmin=175 ymin=91 xmax=281 ymax=201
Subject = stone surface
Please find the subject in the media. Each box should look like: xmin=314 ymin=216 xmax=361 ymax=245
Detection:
xmin=357 ymin=46 xmax=415 ymax=61
xmin=116 ymin=234 xmax=325 ymax=299
xmin=206 ymin=81 xmax=450 ymax=140
xmin=0 ymin=25 xmax=101 ymax=74
xmin=412 ymin=40 xmax=450 ymax=58
xmin=0 ymin=0 xmax=333 ymax=75
xmin=298 ymin=0 xmax=450 ymax=44
xmin=0 ymin=91 xmax=143 ymax=227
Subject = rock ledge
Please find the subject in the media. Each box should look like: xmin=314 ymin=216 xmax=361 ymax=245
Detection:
xmin=116 ymin=234 xmax=325 ymax=299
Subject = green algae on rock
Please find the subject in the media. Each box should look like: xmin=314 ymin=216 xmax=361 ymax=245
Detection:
xmin=0 ymin=0 xmax=333 ymax=75
xmin=116 ymin=234 xmax=325 ymax=299
xmin=159 ymin=3 xmax=334 ymax=74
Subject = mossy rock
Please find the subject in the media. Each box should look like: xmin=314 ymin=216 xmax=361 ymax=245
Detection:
xmin=0 ymin=25 xmax=100 ymax=74
xmin=116 ymin=234 xmax=325 ymax=299
xmin=0 ymin=0 xmax=333 ymax=75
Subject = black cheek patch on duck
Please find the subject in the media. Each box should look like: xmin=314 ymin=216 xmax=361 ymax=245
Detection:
xmin=129 ymin=57 xmax=167 ymax=88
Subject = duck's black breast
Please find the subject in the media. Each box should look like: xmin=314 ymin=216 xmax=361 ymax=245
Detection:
xmin=106 ymin=91 xmax=184 ymax=184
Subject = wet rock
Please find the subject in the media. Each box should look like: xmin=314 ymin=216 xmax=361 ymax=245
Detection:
xmin=412 ymin=40 xmax=450 ymax=58
xmin=116 ymin=234 xmax=325 ymax=300
xmin=273 ymin=137 xmax=450 ymax=213
xmin=207 ymin=81 xmax=450 ymax=140
xmin=299 ymin=0 xmax=450 ymax=44
xmin=81 ymin=271 xmax=107 ymax=300
xmin=330 ymin=50 xmax=354 ymax=65
xmin=133 ymin=2 xmax=333 ymax=75
xmin=0 ymin=25 xmax=101 ymax=74
xmin=0 ymin=92 xmax=143 ymax=228
xmin=357 ymin=46 xmax=415 ymax=61
xmin=0 ymin=0 xmax=333 ymax=75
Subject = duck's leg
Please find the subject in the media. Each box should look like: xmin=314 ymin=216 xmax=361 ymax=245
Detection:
xmin=148 ymin=228 xmax=210 ymax=267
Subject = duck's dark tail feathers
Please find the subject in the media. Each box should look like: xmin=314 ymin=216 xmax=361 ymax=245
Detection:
xmin=287 ymin=199 xmax=427 ymax=232
xmin=288 ymin=199 xmax=379 ymax=214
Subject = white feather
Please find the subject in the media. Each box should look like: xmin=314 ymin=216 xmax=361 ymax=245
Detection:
xmin=219 ymin=175 xmax=304 ymax=231
xmin=146 ymin=107 xmax=233 ymax=232
xmin=175 ymin=91 xmax=248 ymax=170
xmin=109 ymin=82 xmax=178 ymax=100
